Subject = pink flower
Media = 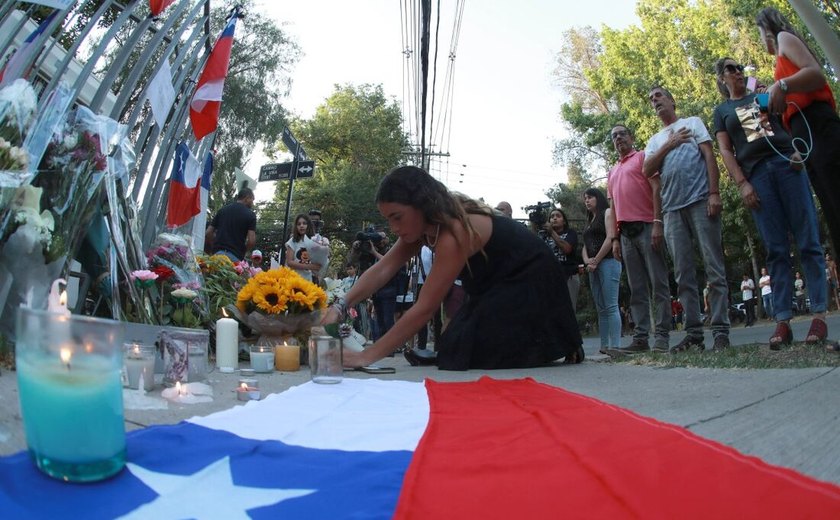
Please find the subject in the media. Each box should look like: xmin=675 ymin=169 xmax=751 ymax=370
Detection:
xmin=348 ymin=307 xmax=359 ymax=320
xmin=130 ymin=270 xmax=159 ymax=282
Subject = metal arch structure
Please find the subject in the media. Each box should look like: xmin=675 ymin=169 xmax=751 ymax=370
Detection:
xmin=0 ymin=0 xmax=216 ymax=249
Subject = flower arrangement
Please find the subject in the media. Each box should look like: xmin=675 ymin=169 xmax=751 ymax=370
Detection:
xmin=0 ymin=79 xmax=36 ymax=172
xmin=123 ymin=234 xmax=208 ymax=327
xmin=236 ymin=266 xmax=327 ymax=316
xmin=232 ymin=267 xmax=327 ymax=353
xmin=198 ymin=253 xmax=260 ymax=318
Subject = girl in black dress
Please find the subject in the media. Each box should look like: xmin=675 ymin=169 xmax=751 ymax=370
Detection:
xmin=323 ymin=166 xmax=583 ymax=370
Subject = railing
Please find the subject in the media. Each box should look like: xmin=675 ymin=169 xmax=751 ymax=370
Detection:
xmin=0 ymin=0 xmax=213 ymax=247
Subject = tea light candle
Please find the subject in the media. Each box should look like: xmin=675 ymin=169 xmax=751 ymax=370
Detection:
xmin=236 ymin=382 xmax=261 ymax=401
xmin=249 ymin=346 xmax=274 ymax=373
xmin=274 ymin=340 xmax=300 ymax=371
xmin=123 ymin=343 xmax=155 ymax=391
xmin=215 ymin=312 xmax=238 ymax=373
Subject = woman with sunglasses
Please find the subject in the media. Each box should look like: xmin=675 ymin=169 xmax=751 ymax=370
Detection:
xmin=755 ymin=7 xmax=840 ymax=302
xmin=712 ymin=56 xmax=827 ymax=349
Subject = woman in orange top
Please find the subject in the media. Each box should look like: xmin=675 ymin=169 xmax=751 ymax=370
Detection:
xmin=755 ymin=9 xmax=840 ymax=343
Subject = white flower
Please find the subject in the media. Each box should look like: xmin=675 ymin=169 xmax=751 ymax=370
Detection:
xmin=171 ymin=288 xmax=198 ymax=300
xmin=0 ymin=79 xmax=37 ymax=129
xmin=62 ymin=133 xmax=78 ymax=150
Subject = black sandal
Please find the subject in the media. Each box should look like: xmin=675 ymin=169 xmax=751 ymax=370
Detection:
xmin=403 ymin=348 xmax=437 ymax=366
xmin=563 ymin=346 xmax=585 ymax=365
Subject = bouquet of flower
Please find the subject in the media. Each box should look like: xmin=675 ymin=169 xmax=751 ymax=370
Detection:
xmin=233 ymin=267 xmax=326 ymax=347
xmin=0 ymin=79 xmax=36 ymax=172
xmin=198 ymin=253 xmax=260 ymax=319
xmin=123 ymin=234 xmax=209 ymax=327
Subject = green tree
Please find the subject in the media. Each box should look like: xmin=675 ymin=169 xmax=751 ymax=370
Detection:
xmin=267 ymin=84 xmax=408 ymax=251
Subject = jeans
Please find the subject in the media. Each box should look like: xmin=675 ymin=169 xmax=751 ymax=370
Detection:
xmin=566 ymin=274 xmax=580 ymax=312
xmin=372 ymin=292 xmax=396 ymax=341
xmin=588 ymin=258 xmax=622 ymax=348
xmin=620 ymin=223 xmax=671 ymax=343
xmin=664 ymin=199 xmax=730 ymax=339
xmin=762 ymin=293 xmax=773 ymax=319
xmin=748 ymin=155 xmax=827 ymax=320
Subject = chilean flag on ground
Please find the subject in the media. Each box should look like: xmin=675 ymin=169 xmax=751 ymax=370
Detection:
xmin=0 ymin=378 xmax=838 ymax=518
xmin=189 ymin=10 xmax=240 ymax=140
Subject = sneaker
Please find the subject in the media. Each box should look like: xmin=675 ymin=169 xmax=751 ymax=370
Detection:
xmin=671 ymin=336 xmax=705 ymax=353
xmin=652 ymin=339 xmax=669 ymax=353
xmin=623 ymin=338 xmax=650 ymax=353
xmin=605 ymin=338 xmax=649 ymax=357
xmin=712 ymin=335 xmax=731 ymax=352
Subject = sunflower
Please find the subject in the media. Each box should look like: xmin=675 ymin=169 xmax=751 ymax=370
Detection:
xmin=235 ymin=267 xmax=326 ymax=315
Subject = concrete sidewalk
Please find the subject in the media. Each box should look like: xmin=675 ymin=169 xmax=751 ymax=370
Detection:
xmin=1 ymin=314 xmax=838 ymax=485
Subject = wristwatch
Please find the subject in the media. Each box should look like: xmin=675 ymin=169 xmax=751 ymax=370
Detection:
xmin=779 ymin=79 xmax=789 ymax=93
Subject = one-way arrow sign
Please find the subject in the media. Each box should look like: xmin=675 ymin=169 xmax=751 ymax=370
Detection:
xmin=296 ymin=160 xmax=315 ymax=178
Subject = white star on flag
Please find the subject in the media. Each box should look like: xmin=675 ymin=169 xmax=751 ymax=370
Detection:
xmin=118 ymin=456 xmax=315 ymax=519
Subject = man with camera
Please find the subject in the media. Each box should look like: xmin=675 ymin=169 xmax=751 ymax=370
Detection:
xmin=606 ymin=124 xmax=671 ymax=355
xmin=350 ymin=229 xmax=398 ymax=341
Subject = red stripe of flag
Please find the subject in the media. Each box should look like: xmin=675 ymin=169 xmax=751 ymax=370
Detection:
xmin=189 ymin=12 xmax=239 ymax=140
xmin=149 ymin=0 xmax=176 ymax=17
xmin=394 ymin=377 xmax=840 ymax=519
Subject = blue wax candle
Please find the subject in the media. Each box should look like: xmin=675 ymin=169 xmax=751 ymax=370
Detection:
xmin=17 ymin=352 xmax=126 ymax=477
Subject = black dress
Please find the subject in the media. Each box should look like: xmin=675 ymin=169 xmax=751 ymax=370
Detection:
xmin=436 ymin=215 xmax=582 ymax=370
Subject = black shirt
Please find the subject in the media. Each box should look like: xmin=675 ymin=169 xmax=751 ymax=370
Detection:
xmin=713 ymin=94 xmax=795 ymax=176
xmin=210 ymin=201 xmax=256 ymax=260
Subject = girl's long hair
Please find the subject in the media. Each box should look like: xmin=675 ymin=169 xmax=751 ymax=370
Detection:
xmin=755 ymin=7 xmax=820 ymax=62
xmin=375 ymin=165 xmax=492 ymax=255
xmin=291 ymin=213 xmax=313 ymax=242
xmin=584 ymin=188 xmax=608 ymax=222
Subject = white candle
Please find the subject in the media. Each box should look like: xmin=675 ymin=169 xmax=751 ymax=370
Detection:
xmin=123 ymin=344 xmax=155 ymax=391
xmin=215 ymin=314 xmax=239 ymax=372
xmin=47 ymin=279 xmax=71 ymax=317
xmin=249 ymin=347 xmax=274 ymax=373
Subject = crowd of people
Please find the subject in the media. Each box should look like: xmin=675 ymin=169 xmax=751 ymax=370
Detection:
xmin=205 ymin=7 xmax=839 ymax=369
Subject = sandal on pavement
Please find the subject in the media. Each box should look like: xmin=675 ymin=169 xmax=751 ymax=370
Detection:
xmin=769 ymin=321 xmax=793 ymax=351
xmin=805 ymin=318 xmax=828 ymax=345
xmin=826 ymin=341 xmax=840 ymax=353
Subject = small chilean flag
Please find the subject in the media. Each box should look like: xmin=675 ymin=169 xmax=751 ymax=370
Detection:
xmin=189 ymin=10 xmax=240 ymax=140
xmin=165 ymin=142 xmax=205 ymax=228
xmin=149 ymin=0 xmax=176 ymax=17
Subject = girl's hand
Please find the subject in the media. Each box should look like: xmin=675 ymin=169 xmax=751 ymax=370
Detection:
xmin=342 ymin=348 xmax=367 ymax=368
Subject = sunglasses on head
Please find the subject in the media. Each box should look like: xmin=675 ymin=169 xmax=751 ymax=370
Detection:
xmin=723 ymin=63 xmax=744 ymax=74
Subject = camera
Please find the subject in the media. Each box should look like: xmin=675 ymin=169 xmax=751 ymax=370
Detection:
xmin=356 ymin=230 xmax=383 ymax=245
xmin=525 ymin=202 xmax=553 ymax=229
xmin=354 ymin=228 xmax=384 ymax=272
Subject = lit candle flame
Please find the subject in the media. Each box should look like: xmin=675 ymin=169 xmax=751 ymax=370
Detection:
xmin=221 ymin=308 xmax=229 ymax=318
xmin=60 ymin=347 xmax=72 ymax=369
xmin=240 ymin=382 xmax=248 ymax=390
xmin=59 ymin=290 xmax=67 ymax=308
xmin=175 ymin=381 xmax=182 ymax=395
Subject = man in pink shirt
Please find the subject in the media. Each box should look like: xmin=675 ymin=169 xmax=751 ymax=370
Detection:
xmin=606 ymin=125 xmax=672 ymax=355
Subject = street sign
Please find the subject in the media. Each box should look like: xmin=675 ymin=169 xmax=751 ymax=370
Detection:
xmin=258 ymin=160 xmax=315 ymax=181
xmin=258 ymin=162 xmax=293 ymax=182
xmin=281 ymin=127 xmax=308 ymax=161
xmin=296 ymin=160 xmax=315 ymax=178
